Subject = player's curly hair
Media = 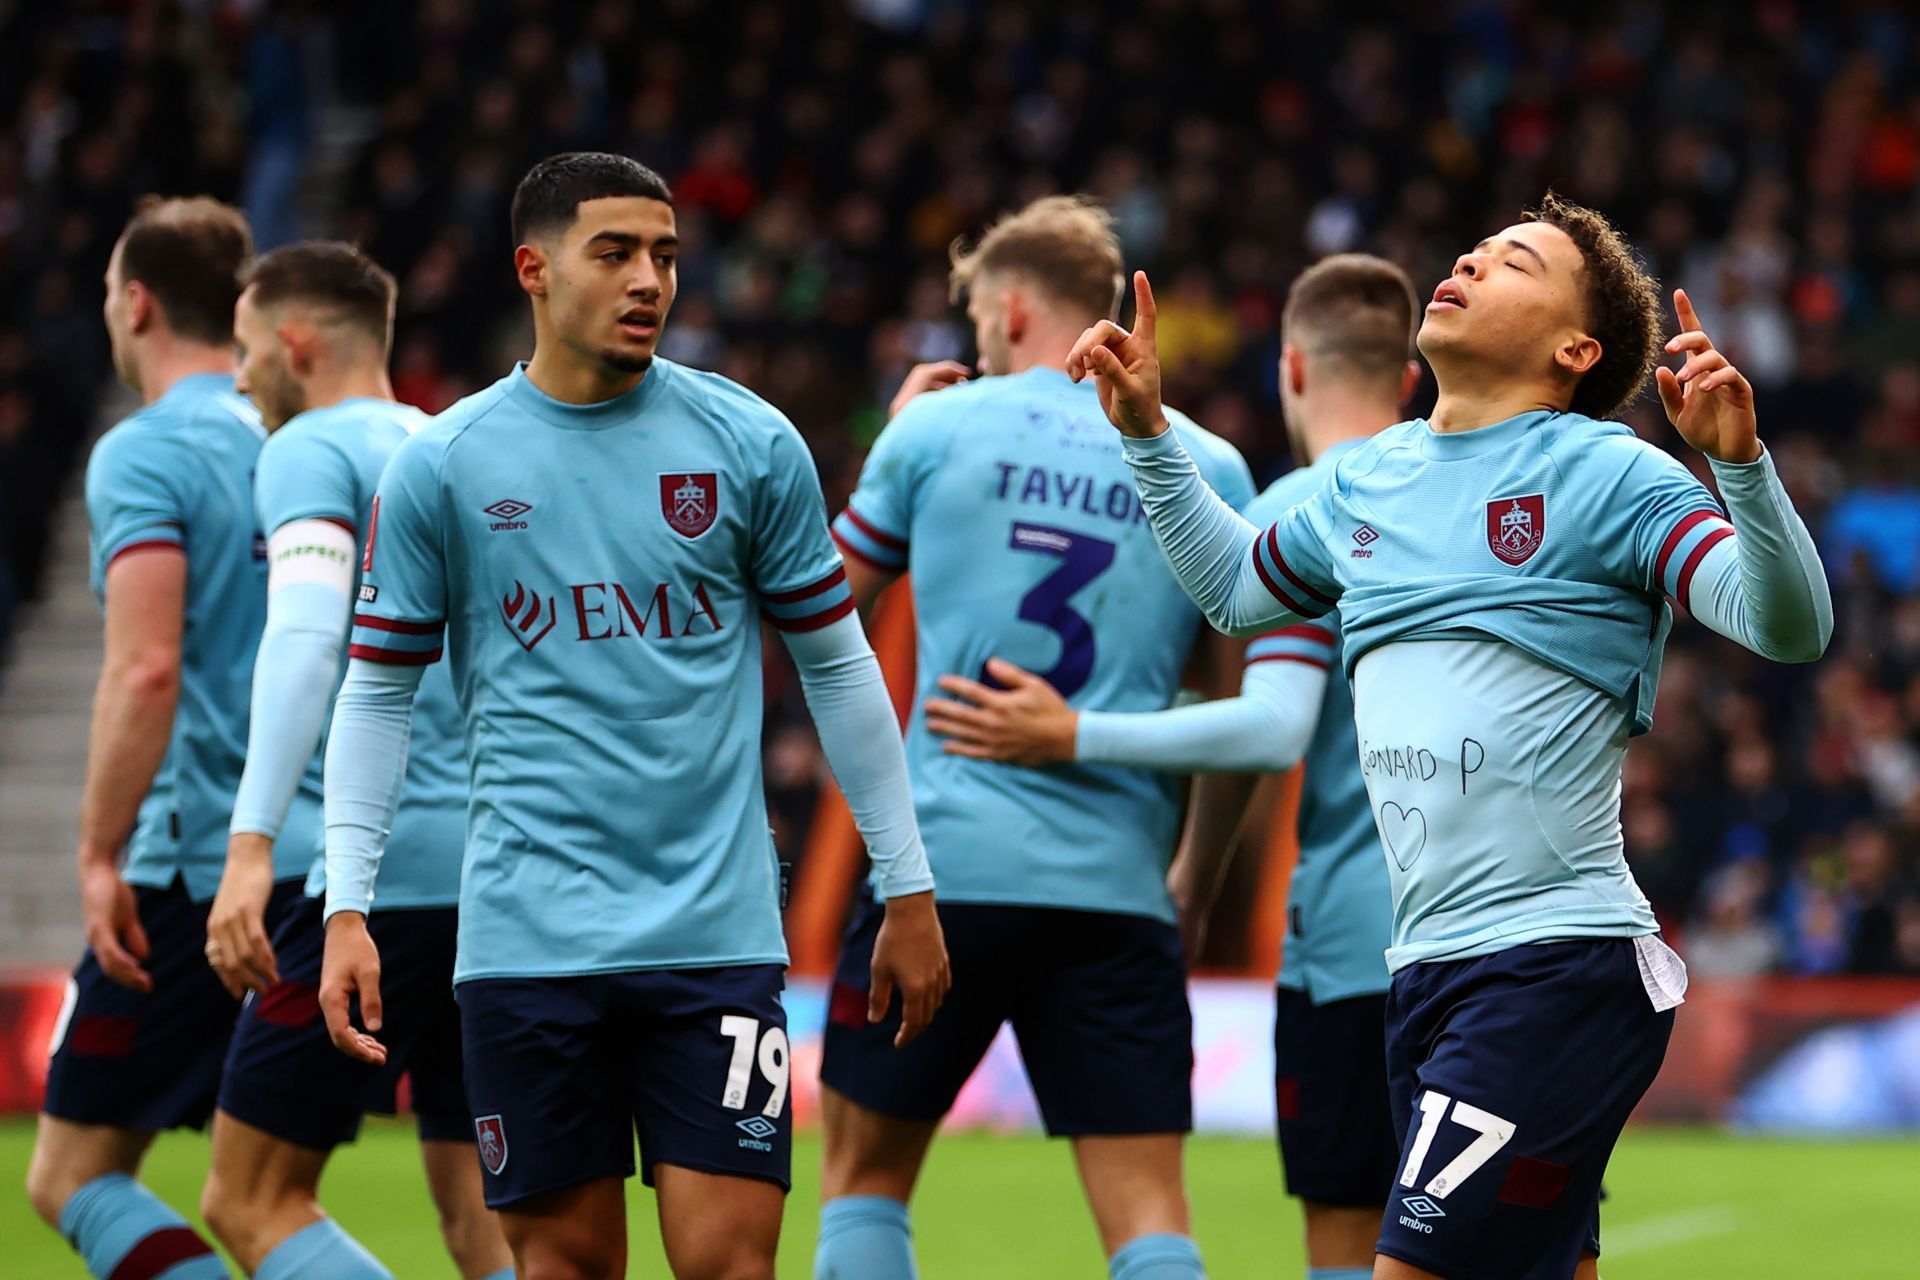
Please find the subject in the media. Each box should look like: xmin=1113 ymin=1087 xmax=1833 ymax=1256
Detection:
xmin=1523 ymin=192 xmax=1663 ymax=422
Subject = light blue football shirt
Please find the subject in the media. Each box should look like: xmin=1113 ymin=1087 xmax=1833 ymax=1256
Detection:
xmin=1201 ymin=409 xmax=1752 ymax=965
xmin=253 ymin=398 xmax=466 ymax=908
xmin=1242 ymin=440 xmax=1391 ymax=1003
xmin=831 ymin=366 xmax=1255 ymax=923
xmin=349 ymin=361 xmax=852 ymax=982
xmin=84 ymin=372 xmax=320 ymax=899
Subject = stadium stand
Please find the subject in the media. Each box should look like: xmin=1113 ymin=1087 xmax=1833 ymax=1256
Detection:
xmin=1 ymin=0 xmax=1918 ymax=979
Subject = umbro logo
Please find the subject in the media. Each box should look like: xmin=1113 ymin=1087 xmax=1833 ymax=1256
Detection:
xmin=1352 ymin=523 xmax=1378 ymax=558
xmin=1398 ymin=1194 xmax=1445 ymax=1234
xmin=736 ymin=1114 xmax=778 ymax=1153
xmin=483 ymin=498 xmax=531 ymax=531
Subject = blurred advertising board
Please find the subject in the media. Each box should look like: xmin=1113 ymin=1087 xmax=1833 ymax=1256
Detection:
xmin=3 ymin=973 xmax=1916 ymax=1132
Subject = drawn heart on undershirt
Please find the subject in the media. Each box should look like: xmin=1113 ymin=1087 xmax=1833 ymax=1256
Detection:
xmin=1379 ymin=803 xmax=1428 ymax=871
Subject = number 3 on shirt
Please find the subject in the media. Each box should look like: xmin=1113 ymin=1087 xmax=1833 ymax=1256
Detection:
xmin=719 ymin=1015 xmax=790 ymax=1118
xmin=990 ymin=522 xmax=1116 ymax=699
xmin=1399 ymin=1089 xmax=1516 ymax=1199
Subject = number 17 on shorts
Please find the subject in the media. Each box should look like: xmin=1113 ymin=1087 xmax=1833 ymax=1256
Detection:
xmin=1399 ymin=1089 xmax=1516 ymax=1205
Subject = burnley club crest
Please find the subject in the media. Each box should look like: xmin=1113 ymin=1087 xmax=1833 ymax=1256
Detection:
xmin=661 ymin=472 xmax=718 ymax=538
xmin=475 ymin=1114 xmax=508 ymax=1175
xmin=1487 ymin=494 xmax=1545 ymax=566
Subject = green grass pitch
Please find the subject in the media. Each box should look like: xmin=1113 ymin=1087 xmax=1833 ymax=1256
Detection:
xmin=1 ymin=1120 xmax=1911 ymax=1276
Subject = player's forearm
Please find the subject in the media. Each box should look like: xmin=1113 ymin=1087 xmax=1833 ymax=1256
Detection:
xmin=322 ymin=658 xmax=422 ymax=918
xmin=77 ymin=655 xmax=179 ymax=864
xmin=1076 ymin=661 xmax=1321 ymax=773
xmin=1689 ymin=451 xmax=1833 ymax=663
xmin=1120 ymin=429 xmax=1291 ymax=635
xmin=783 ymin=614 xmax=935 ymax=899
xmin=231 ymin=583 xmax=349 ymax=839
xmin=1172 ymin=771 xmax=1262 ymax=913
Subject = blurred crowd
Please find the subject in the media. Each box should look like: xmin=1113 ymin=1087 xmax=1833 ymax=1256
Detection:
xmin=3 ymin=0 xmax=1919 ymax=975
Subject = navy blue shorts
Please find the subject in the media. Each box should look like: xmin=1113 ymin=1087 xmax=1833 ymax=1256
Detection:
xmin=820 ymin=901 xmax=1192 ymax=1136
xmin=43 ymin=875 xmax=306 ymax=1132
xmin=1379 ymin=938 xmax=1674 ymax=1280
xmin=217 ymin=897 xmax=469 ymax=1151
xmin=1273 ymin=987 xmax=1398 ymax=1207
xmin=457 ymin=965 xmax=791 ymax=1209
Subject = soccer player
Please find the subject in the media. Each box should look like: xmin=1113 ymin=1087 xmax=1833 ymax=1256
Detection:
xmin=26 ymin=198 xmax=320 ymax=1279
xmin=927 ymin=254 xmax=1421 ymax=1280
xmin=195 ymin=242 xmax=512 ymax=1279
xmin=316 ymin=152 xmax=948 ymax=1280
xmin=816 ymin=196 xmax=1255 ymax=1280
xmin=1067 ymin=195 xmax=1832 ymax=1280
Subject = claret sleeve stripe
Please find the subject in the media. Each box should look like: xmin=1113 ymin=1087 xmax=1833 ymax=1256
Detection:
xmin=1654 ymin=508 xmax=1737 ymax=602
xmin=762 ymin=564 xmax=857 ymax=631
xmin=346 ymin=641 xmax=444 ymax=665
xmin=1246 ymin=621 xmax=1337 ymax=669
xmin=830 ymin=504 xmax=909 ymax=571
xmin=1252 ymin=526 xmax=1331 ymax=618
xmin=352 ymin=613 xmax=443 ymax=635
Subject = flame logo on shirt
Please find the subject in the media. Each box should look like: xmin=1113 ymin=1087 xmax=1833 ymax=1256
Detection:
xmin=499 ymin=581 xmax=558 ymax=651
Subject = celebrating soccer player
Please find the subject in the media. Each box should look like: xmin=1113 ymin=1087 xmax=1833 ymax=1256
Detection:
xmin=816 ymin=196 xmax=1254 ymax=1280
xmin=26 ymin=199 xmax=319 ymax=1279
xmin=195 ymin=242 xmax=512 ymax=1280
xmin=928 ymin=254 xmax=1421 ymax=1280
xmin=1069 ymin=196 xmax=1832 ymax=1280
xmin=316 ymin=152 xmax=948 ymax=1280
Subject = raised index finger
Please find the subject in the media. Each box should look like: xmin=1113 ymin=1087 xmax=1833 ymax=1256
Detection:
xmin=1132 ymin=270 xmax=1157 ymax=343
xmin=1673 ymin=287 xmax=1704 ymax=335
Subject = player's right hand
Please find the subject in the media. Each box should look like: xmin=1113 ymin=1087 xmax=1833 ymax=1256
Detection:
xmin=1166 ymin=858 xmax=1212 ymax=964
xmin=205 ymin=832 xmax=281 ymax=999
xmin=1068 ymin=270 xmax=1167 ymax=439
xmin=889 ymin=360 xmax=970 ymax=420
xmin=926 ymin=658 xmax=1078 ymax=765
xmin=869 ymin=890 xmax=951 ymax=1048
xmin=320 ymin=912 xmax=389 ymax=1065
xmin=79 ymin=857 xmax=151 ymax=993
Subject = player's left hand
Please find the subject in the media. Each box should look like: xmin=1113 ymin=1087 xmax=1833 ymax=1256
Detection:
xmin=925 ymin=659 xmax=1077 ymax=765
xmin=1656 ymin=288 xmax=1761 ymax=465
xmin=1069 ymin=270 xmax=1168 ymax=439
xmin=869 ymin=890 xmax=950 ymax=1048
xmin=320 ymin=911 xmax=388 ymax=1065
xmin=205 ymin=833 xmax=280 ymax=999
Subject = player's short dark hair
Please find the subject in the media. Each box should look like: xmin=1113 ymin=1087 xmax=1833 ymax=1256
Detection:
xmin=1524 ymin=192 xmax=1663 ymax=421
xmin=245 ymin=241 xmax=397 ymax=345
xmin=948 ymin=195 xmax=1124 ymax=321
xmin=116 ymin=196 xmax=254 ymax=346
xmin=511 ymin=152 xmax=674 ymax=245
xmin=1282 ymin=254 xmax=1419 ymax=390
